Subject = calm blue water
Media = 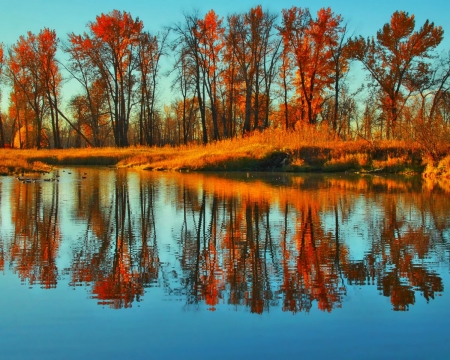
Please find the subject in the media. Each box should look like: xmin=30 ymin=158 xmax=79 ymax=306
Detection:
xmin=0 ymin=168 xmax=449 ymax=359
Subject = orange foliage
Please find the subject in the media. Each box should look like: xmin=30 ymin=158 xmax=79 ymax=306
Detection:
xmin=9 ymin=181 xmax=61 ymax=288
xmin=280 ymin=7 xmax=342 ymax=124
xmin=347 ymin=11 xmax=444 ymax=138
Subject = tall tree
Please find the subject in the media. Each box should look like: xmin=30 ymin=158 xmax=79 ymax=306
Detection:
xmin=68 ymin=10 xmax=143 ymax=147
xmin=7 ymin=29 xmax=63 ymax=149
xmin=261 ymin=34 xmax=282 ymax=129
xmin=226 ymin=6 xmax=277 ymax=133
xmin=0 ymin=43 xmax=5 ymax=147
xmin=137 ymin=30 xmax=168 ymax=146
xmin=246 ymin=6 xmax=278 ymax=131
xmin=278 ymin=45 xmax=294 ymax=130
xmin=64 ymin=34 xmax=106 ymax=147
xmin=172 ymin=12 xmax=209 ymax=144
xmin=279 ymin=7 xmax=342 ymax=125
xmin=329 ymin=24 xmax=350 ymax=134
xmin=222 ymin=17 xmax=241 ymax=137
xmin=195 ymin=10 xmax=225 ymax=141
xmin=8 ymin=32 xmax=47 ymax=148
xmin=404 ymin=54 xmax=450 ymax=158
xmin=171 ymin=46 xmax=198 ymax=145
xmin=348 ymin=11 xmax=443 ymax=139
xmin=38 ymin=29 xmax=62 ymax=148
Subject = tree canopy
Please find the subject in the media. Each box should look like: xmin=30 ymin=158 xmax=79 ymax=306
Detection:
xmin=0 ymin=8 xmax=448 ymax=149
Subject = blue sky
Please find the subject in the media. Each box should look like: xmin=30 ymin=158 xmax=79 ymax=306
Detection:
xmin=1 ymin=0 xmax=447 ymax=44
xmin=1 ymin=0 xmax=449 ymax=107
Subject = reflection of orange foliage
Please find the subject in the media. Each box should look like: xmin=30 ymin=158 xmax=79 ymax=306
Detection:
xmin=0 ymin=238 xmax=4 ymax=272
xmin=71 ymin=170 xmax=108 ymax=239
xmin=9 ymin=181 xmax=61 ymax=288
xmin=295 ymin=206 xmax=342 ymax=312
xmin=3 ymin=168 xmax=446 ymax=314
xmin=67 ymin=171 xmax=160 ymax=309
xmin=390 ymin=284 xmax=415 ymax=312
xmin=201 ymin=243 xmax=223 ymax=309
xmin=167 ymin=171 xmax=446 ymax=313
xmin=91 ymin=237 xmax=144 ymax=309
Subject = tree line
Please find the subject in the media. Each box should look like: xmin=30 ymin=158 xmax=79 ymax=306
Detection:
xmin=0 ymin=7 xmax=448 ymax=149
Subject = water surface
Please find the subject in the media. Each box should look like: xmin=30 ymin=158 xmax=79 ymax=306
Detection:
xmin=0 ymin=169 xmax=449 ymax=358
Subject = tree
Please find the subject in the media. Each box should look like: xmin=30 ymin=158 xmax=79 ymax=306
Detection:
xmin=0 ymin=43 xmax=5 ymax=147
xmin=404 ymin=54 xmax=450 ymax=159
xmin=245 ymin=6 xmax=278 ymax=131
xmin=348 ymin=11 xmax=444 ymax=139
xmin=171 ymin=46 xmax=198 ymax=145
xmin=9 ymin=85 xmax=33 ymax=148
xmin=261 ymin=32 xmax=282 ymax=129
xmin=278 ymin=45 xmax=294 ymax=130
xmin=222 ymin=16 xmax=242 ymax=137
xmin=68 ymin=83 xmax=111 ymax=148
xmin=172 ymin=12 xmax=209 ymax=144
xmin=195 ymin=10 xmax=225 ymax=141
xmin=137 ymin=30 xmax=168 ymax=146
xmin=64 ymin=34 xmax=107 ymax=147
xmin=38 ymin=29 xmax=62 ymax=148
xmin=8 ymin=31 xmax=47 ymax=148
xmin=279 ymin=7 xmax=342 ymax=125
xmin=6 ymin=29 xmax=63 ymax=149
xmin=226 ymin=6 xmax=278 ymax=133
xmin=329 ymin=24 xmax=350 ymax=133
xmin=68 ymin=10 xmax=144 ymax=147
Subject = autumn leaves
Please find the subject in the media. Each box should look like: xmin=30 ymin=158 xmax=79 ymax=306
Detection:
xmin=66 ymin=11 xmax=158 ymax=147
xmin=0 ymin=7 xmax=446 ymax=149
xmin=279 ymin=8 xmax=344 ymax=127
xmin=347 ymin=11 xmax=443 ymax=139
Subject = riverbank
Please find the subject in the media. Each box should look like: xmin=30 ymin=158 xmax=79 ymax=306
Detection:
xmin=1 ymin=129 xmax=448 ymax=177
xmin=422 ymin=156 xmax=450 ymax=180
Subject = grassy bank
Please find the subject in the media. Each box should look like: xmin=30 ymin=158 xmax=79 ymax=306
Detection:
xmin=422 ymin=155 xmax=450 ymax=179
xmin=0 ymin=129 xmax=446 ymax=176
xmin=119 ymin=129 xmax=428 ymax=174
xmin=0 ymin=147 xmax=140 ymax=175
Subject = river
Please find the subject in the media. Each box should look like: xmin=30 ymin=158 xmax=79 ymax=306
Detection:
xmin=0 ymin=168 xmax=449 ymax=358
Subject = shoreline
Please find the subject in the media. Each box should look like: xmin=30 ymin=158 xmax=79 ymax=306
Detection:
xmin=0 ymin=131 xmax=448 ymax=178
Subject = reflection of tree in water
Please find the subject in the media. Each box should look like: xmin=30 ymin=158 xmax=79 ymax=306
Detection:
xmin=70 ymin=172 xmax=159 ymax=309
xmin=353 ymin=196 xmax=444 ymax=311
xmin=173 ymin=174 xmax=448 ymax=313
xmin=1 ymin=172 xmax=449 ymax=313
xmin=242 ymin=201 xmax=276 ymax=314
xmin=279 ymin=199 xmax=348 ymax=313
xmin=176 ymin=178 xmax=347 ymax=314
xmin=8 ymin=181 xmax=60 ymax=288
xmin=176 ymin=184 xmax=279 ymax=313
xmin=0 ymin=182 xmax=4 ymax=272
xmin=177 ymin=188 xmax=224 ymax=310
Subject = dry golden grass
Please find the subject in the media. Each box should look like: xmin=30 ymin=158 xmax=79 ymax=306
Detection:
xmin=0 ymin=127 xmax=439 ymax=175
xmin=0 ymin=154 xmax=51 ymax=175
xmin=0 ymin=147 xmax=149 ymax=169
xmin=122 ymin=128 xmax=420 ymax=172
xmin=423 ymin=155 xmax=450 ymax=179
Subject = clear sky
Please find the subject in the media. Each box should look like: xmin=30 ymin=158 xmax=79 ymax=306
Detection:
xmin=1 ymin=0 xmax=449 ymax=107
xmin=1 ymin=0 xmax=448 ymax=44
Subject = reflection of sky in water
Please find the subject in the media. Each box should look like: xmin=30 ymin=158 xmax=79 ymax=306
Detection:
xmin=322 ymin=196 xmax=374 ymax=261
xmin=51 ymin=170 xmax=184 ymax=270
xmin=0 ymin=178 xmax=13 ymax=235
